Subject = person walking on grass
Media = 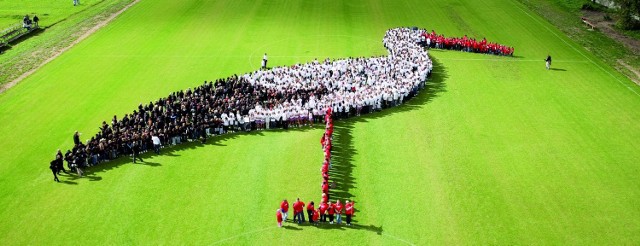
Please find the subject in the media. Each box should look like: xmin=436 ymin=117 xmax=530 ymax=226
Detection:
xmin=545 ymin=55 xmax=552 ymax=70
xmin=49 ymin=160 xmax=59 ymax=182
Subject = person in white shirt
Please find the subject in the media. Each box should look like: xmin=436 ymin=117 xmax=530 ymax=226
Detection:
xmin=151 ymin=134 xmax=161 ymax=154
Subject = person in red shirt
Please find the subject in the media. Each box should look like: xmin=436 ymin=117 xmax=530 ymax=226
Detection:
xmin=312 ymin=209 xmax=320 ymax=225
xmin=306 ymin=201 xmax=315 ymax=224
xmin=322 ymin=181 xmax=329 ymax=194
xmin=293 ymin=198 xmax=305 ymax=224
xmin=335 ymin=200 xmax=343 ymax=224
xmin=319 ymin=201 xmax=328 ymax=222
xmin=327 ymin=201 xmax=335 ymax=224
xmin=345 ymin=200 xmax=354 ymax=226
xmin=276 ymin=209 xmax=283 ymax=227
xmin=280 ymin=199 xmax=289 ymax=222
xmin=321 ymin=192 xmax=328 ymax=203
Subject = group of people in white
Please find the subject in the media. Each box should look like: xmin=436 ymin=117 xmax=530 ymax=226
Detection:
xmin=241 ymin=27 xmax=433 ymax=127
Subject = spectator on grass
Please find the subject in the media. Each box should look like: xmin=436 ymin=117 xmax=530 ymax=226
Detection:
xmin=74 ymin=0 xmax=80 ymax=6
xmin=262 ymin=53 xmax=268 ymax=69
xmin=55 ymin=150 xmax=68 ymax=174
xmin=293 ymin=198 xmax=305 ymax=224
xmin=545 ymin=55 xmax=552 ymax=70
xmin=49 ymin=160 xmax=59 ymax=182
xmin=327 ymin=201 xmax=335 ymax=224
xmin=33 ymin=15 xmax=39 ymax=28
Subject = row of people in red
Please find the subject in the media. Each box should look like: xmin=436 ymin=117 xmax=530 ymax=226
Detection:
xmin=321 ymin=108 xmax=334 ymax=205
xmin=277 ymin=198 xmax=354 ymax=227
xmin=421 ymin=30 xmax=514 ymax=56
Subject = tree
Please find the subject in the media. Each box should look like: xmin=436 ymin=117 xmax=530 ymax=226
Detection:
xmin=612 ymin=0 xmax=640 ymax=30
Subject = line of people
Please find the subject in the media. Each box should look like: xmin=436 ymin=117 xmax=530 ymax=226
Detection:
xmin=420 ymin=29 xmax=514 ymax=56
xmin=277 ymin=198 xmax=354 ymax=227
xmin=49 ymin=27 xmax=432 ymax=181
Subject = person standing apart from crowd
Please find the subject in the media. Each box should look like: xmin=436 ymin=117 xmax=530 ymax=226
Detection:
xmin=49 ymin=160 xmax=59 ymax=182
xmin=280 ymin=199 xmax=289 ymax=222
xmin=545 ymin=55 xmax=552 ymax=70
xmin=345 ymin=200 xmax=354 ymax=226
xmin=262 ymin=53 xmax=268 ymax=70
xmin=33 ymin=15 xmax=39 ymax=28
xmin=73 ymin=131 xmax=81 ymax=145
xmin=276 ymin=209 xmax=283 ymax=227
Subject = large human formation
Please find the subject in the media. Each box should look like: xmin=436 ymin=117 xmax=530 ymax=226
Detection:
xmin=49 ymin=27 xmax=433 ymax=179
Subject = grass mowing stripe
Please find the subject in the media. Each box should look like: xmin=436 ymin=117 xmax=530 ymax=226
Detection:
xmin=510 ymin=0 xmax=640 ymax=97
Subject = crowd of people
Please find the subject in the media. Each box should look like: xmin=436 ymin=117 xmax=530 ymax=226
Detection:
xmin=49 ymin=27 xmax=433 ymax=181
xmin=22 ymin=14 xmax=38 ymax=30
xmin=420 ymin=29 xmax=514 ymax=56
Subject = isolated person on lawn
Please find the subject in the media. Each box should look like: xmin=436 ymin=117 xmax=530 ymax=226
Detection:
xmin=262 ymin=53 xmax=268 ymax=70
xmin=276 ymin=209 xmax=283 ymax=227
xmin=49 ymin=160 xmax=59 ymax=182
xmin=280 ymin=199 xmax=289 ymax=222
xmin=545 ymin=55 xmax=552 ymax=70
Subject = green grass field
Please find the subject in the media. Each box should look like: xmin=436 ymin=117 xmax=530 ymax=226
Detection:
xmin=0 ymin=0 xmax=639 ymax=244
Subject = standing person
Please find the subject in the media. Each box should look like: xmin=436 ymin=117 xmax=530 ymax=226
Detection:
xmin=49 ymin=160 xmax=59 ymax=182
xmin=327 ymin=201 xmax=335 ymax=224
xmin=312 ymin=209 xmax=320 ymax=225
xmin=345 ymin=200 xmax=354 ymax=226
xmin=306 ymin=201 xmax=315 ymax=224
xmin=262 ymin=53 xmax=268 ymax=70
xmin=73 ymin=0 xmax=79 ymax=6
xmin=55 ymin=150 xmax=68 ymax=174
xmin=319 ymin=201 xmax=328 ymax=222
xmin=33 ymin=15 xmax=39 ymax=28
xmin=545 ymin=55 xmax=552 ymax=70
xmin=276 ymin=209 xmax=283 ymax=227
xmin=293 ymin=198 xmax=305 ymax=224
xmin=280 ymin=199 xmax=289 ymax=222
xmin=73 ymin=131 xmax=81 ymax=145
xmin=151 ymin=134 xmax=161 ymax=154
xmin=335 ymin=200 xmax=343 ymax=224
xmin=131 ymin=141 xmax=144 ymax=163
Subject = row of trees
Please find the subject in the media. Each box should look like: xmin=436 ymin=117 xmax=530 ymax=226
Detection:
xmin=594 ymin=0 xmax=640 ymax=29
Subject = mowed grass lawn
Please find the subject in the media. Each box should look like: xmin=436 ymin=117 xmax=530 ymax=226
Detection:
xmin=1 ymin=0 xmax=640 ymax=244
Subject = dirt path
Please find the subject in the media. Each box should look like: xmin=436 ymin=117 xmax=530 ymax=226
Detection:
xmin=0 ymin=0 xmax=141 ymax=94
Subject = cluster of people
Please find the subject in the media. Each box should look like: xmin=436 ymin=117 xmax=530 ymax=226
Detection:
xmin=277 ymin=198 xmax=354 ymax=227
xmin=420 ymin=29 xmax=514 ymax=56
xmin=22 ymin=14 xmax=39 ymax=30
xmin=50 ymin=27 xmax=432 ymax=181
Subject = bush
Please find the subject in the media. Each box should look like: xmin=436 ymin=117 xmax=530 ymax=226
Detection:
xmin=582 ymin=2 xmax=605 ymax=11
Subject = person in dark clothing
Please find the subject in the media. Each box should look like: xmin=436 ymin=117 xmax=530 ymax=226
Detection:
xmin=545 ymin=55 xmax=552 ymax=70
xmin=73 ymin=131 xmax=81 ymax=145
xmin=49 ymin=160 xmax=59 ymax=182
xmin=33 ymin=15 xmax=39 ymax=28
xmin=55 ymin=150 xmax=67 ymax=174
xmin=131 ymin=141 xmax=144 ymax=163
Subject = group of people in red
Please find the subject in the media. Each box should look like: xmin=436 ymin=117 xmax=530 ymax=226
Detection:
xmin=276 ymin=198 xmax=354 ymax=227
xmin=276 ymin=107 xmax=355 ymax=227
xmin=421 ymin=29 xmax=514 ymax=56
